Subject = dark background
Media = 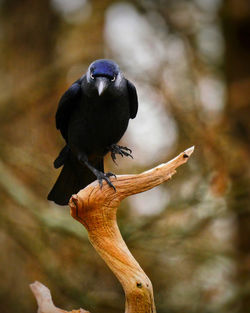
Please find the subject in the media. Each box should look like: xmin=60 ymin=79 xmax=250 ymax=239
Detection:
xmin=0 ymin=0 xmax=249 ymax=312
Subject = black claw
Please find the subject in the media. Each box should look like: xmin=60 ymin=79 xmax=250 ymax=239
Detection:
xmin=105 ymin=178 xmax=116 ymax=191
xmin=120 ymin=146 xmax=132 ymax=153
xmin=111 ymin=152 xmax=118 ymax=165
xmin=98 ymin=177 xmax=103 ymax=189
xmin=96 ymin=171 xmax=116 ymax=191
xmin=103 ymin=174 xmax=116 ymax=191
xmin=82 ymin=158 xmax=116 ymax=191
xmin=105 ymin=172 xmax=117 ymax=179
xmin=109 ymin=144 xmax=133 ymax=164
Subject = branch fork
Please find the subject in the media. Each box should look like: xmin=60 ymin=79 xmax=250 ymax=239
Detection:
xmin=31 ymin=146 xmax=194 ymax=313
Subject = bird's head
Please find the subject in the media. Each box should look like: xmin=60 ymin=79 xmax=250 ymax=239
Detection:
xmin=86 ymin=59 xmax=123 ymax=96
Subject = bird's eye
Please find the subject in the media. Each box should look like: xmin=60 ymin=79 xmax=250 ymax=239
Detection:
xmin=111 ymin=76 xmax=116 ymax=82
xmin=90 ymin=73 xmax=95 ymax=80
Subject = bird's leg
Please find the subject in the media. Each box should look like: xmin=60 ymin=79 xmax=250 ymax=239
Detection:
xmin=86 ymin=164 xmax=116 ymax=191
xmin=109 ymin=144 xmax=133 ymax=164
xmin=78 ymin=154 xmax=116 ymax=191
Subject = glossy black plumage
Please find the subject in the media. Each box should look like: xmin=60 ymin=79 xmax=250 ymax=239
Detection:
xmin=48 ymin=59 xmax=138 ymax=205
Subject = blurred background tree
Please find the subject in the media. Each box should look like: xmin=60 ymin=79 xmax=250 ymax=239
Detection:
xmin=0 ymin=0 xmax=249 ymax=312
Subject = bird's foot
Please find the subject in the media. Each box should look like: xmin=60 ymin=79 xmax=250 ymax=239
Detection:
xmin=79 ymin=156 xmax=117 ymax=191
xmin=109 ymin=144 xmax=133 ymax=164
xmin=105 ymin=172 xmax=117 ymax=179
xmin=95 ymin=170 xmax=116 ymax=191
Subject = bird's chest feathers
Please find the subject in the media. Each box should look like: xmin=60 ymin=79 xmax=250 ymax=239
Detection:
xmin=86 ymin=97 xmax=128 ymax=130
xmin=70 ymin=95 xmax=129 ymax=150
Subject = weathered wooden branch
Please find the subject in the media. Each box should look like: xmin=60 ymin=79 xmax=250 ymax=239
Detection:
xmin=31 ymin=146 xmax=194 ymax=313
xmin=30 ymin=281 xmax=89 ymax=313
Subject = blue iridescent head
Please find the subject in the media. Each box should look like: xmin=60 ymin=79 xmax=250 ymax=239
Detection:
xmin=86 ymin=59 xmax=122 ymax=96
xmin=88 ymin=59 xmax=119 ymax=79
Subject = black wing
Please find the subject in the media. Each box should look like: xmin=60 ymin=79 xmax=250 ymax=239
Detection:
xmin=56 ymin=78 xmax=83 ymax=140
xmin=126 ymin=79 xmax=138 ymax=119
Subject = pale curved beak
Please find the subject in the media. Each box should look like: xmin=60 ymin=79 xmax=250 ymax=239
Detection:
xmin=96 ymin=77 xmax=109 ymax=96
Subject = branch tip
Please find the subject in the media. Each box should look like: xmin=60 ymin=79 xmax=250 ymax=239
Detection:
xmin=69 ymin=194 xmax=78 ymax=207
xmin=30 ymin=281 xmax=91 ymax=313
xmin=183 ymin=146 xmax=195 ymax=158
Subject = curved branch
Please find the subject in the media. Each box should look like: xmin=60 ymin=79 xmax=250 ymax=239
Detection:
xmin=69 ymin=146 xmax=194 ymax=313
xmin=31 ymin=146 xmax=194 ymax=313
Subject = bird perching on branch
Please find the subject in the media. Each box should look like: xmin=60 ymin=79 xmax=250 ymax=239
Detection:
xmin=33 ymin=147 xmax=195 ymax=313
xmin=48 ymin=60 xmax=138 ymax=205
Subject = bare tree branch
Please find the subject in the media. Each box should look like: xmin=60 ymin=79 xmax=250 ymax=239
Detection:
xmin=30 ymin=281 xmax=89 ymax=313
xmin=31 ymin=146 xmax=194 ymax=313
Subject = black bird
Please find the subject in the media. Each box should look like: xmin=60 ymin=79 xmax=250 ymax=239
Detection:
xmin=48 ymin=59 xmax=138 ymax=205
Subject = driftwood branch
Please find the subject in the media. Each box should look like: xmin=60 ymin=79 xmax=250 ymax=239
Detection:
xmin=31 ymin=146 xmax=194 ymax=313
xmin=30 ymin=281 xmax=89 ymax=313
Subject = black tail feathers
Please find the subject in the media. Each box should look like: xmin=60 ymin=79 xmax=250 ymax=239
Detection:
xmin=48 ymin=150 xmax=103 ymax=206
xmin=53 ymin=145 xmax=70 ymax=168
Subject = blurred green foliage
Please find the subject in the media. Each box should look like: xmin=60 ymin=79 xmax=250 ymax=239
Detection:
xmin=0 ymin=0 xmax=249 ymax=312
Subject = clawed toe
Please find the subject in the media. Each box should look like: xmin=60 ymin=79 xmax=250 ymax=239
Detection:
xmin=119 ymin=146 xmax=132 ymax=154
xmin=96 ymin=171 xmax=116 ymax=191
xmin=110 ymin=144 xmax=133 ymax=164
xmin=105 ymin=172 xmax=117 ymax=179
